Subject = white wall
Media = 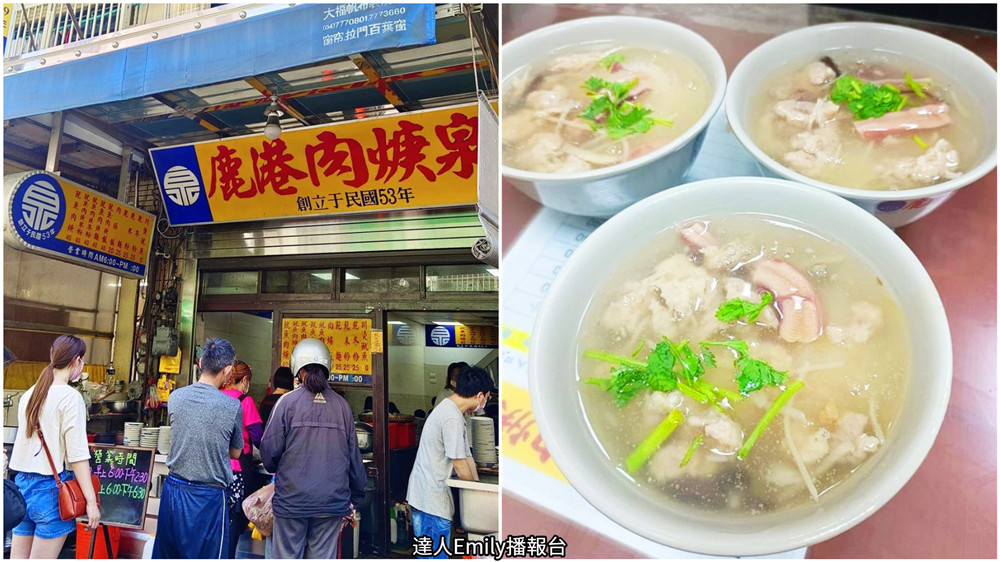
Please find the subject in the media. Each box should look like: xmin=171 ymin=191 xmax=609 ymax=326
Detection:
xmin=196 ymin=311 xmax=273 ymax=402
xmin=4 ymin=247 xmax=116 ymax=364
xmin=386 ymin=322 xmax=495 ymax=416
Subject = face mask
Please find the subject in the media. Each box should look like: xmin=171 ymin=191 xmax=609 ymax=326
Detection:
xmin=69 ymin=358 xmax=83 ymax=382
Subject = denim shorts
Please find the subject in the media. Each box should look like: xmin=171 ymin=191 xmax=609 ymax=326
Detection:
xmin=11 ymin=470 xmax=77 ymax=539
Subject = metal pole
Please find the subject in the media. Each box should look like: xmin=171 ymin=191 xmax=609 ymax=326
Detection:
xmin=45 ymin=111 xmax=65 ymax=173
xmin=18 ymin=4 xmax=37 ymax=52
xmin=64 ymin=4 xmax=84 ymax=43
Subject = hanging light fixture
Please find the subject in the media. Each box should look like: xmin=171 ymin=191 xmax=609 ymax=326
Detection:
xmin=263 ymin=95 xmax=282 ymax=140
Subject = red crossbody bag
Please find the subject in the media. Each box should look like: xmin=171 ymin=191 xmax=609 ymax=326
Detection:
xmin=37 ymin=425 xmax=100 ymax=521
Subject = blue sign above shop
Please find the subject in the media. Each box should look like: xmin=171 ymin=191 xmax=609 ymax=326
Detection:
xmin=5 ymin=4 xmax=437 ymax=119
xmin=317 ymin=4 xmax=436 ymax=54
xmin=425 ymin=325 xmax=499 ymax=349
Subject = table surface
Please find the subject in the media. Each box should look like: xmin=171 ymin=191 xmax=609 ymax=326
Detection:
xmin=500 ymin=4 xmax=997 ymax=559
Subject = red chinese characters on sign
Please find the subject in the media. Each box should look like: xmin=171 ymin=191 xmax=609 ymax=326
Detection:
xmin=305 ymin=131 xmax=368 ymax=188
xmin=250 ymin=139 xmax=307 ymax=196
xmin=502 ymin=399 xmax=551 ymax=464
xmin=434 ymin=113 xmax=478 ymax=179
xmin=209 ymin=145 xmax=253 ymax=200
xmin=200 ymin=107 xmax=480 ymax=213
xmin=279 ymin=318 xmax=371 ymax=375
xmin=367 ymin=120 xmax=435 ymax=183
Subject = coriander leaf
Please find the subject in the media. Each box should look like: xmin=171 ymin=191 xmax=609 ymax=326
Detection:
xmin=701 ymin=348 xmax=717 ymax=369
xmin=716 ymin=292 xmax=774 ymax=323
xmin=583 ymin=76 xmax=607 ymax=94
xmin=672 ymin=341 xmax=705 ymax=385
xmin=579 ymin=75 xmax=669 ymax=140
xmin=701 ymin=340 xmax=750 ymax=358
xmin=603 ymin=367 xmax=650 ymax=407
xmin=600 ymin=52 xmax=625 ymax=70
xmin=734 ymin=356 xmax=788 ymax=395
xmin=645 ymin=341 xmax=678 ymax=393
xmin=829 ymin=74 xmax=906 ymax=120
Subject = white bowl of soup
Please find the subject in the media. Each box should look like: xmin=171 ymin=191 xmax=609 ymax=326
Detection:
xmin=528 ymin=177 xmax=951 ymax=556
xmin=726 ymin=22 xmax=997 ymax=228
xmin=501 ymin=16 xmax=726 ymax=218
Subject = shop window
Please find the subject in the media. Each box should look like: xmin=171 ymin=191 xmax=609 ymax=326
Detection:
xmin=342 ymin=267 xmax=419 ymax=293
xmin=262 ymin=270 xmax=333 ymax=294
xmin=200 ymin=271 xmax=258 ymax=295
xmin=426 ymin=264 xmax=498 ymax=292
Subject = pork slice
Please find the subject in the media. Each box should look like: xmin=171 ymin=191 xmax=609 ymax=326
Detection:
xmin=853 ymin=102 xmax=951 ymax=141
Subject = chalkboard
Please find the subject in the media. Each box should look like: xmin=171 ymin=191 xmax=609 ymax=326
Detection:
xmin=87 ymin=445 xmax=155 ymax=529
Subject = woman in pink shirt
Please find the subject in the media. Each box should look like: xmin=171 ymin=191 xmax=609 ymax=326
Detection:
xmin=221 ymin=360 xmax=264 ymax=558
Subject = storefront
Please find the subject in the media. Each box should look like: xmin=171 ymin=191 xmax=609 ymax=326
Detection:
xmin=4 ymin=2 xmax=498 ymax=557
xmin=189 ymin=236 xmax=498 ymax=557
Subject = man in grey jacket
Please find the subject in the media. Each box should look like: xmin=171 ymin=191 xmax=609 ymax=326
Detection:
xmin=260 ymin=338 xmax=367 ymax=559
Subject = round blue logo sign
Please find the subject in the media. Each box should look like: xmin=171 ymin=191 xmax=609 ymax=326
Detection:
xmin=11 ymin=173 xmax=66 ymax=245
xmin=395 ymin=325 xmax=415 ymax=346
xmin=430 ymin=326 xmax=452 ymax=346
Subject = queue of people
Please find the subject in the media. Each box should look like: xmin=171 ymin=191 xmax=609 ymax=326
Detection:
xmin=7 ymin=333 xmax=493 ymax=559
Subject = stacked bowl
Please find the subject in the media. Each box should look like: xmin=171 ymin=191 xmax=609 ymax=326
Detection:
xmin=123 ymin=422 xmax=142 ymax=446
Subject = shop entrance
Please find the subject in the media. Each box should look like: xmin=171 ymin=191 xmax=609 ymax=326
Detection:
xmin=193 ymin=256 xmax=497 ymax=557
xmin=382 ymin=310 xmax=499 ymax=554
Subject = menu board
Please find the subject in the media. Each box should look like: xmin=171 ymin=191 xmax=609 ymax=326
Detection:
xmin=88 ymin=445 xmax=155 ymax=528
xmin=280 ymin=318 xmax=373 ymax=381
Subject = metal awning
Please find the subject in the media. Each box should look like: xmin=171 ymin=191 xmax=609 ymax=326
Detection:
xmin=3 ymin=3 xmax=498 ymax=198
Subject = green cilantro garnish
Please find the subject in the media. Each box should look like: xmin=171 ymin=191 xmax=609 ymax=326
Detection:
xmin=738 ymin=380 xmax=805 ymax=460
xmin=584 ymin=334 xmax=789 ymax=408
xmin=701 ymin=341 xmax=789 ymax=395
xmin=599 ymin=52 xmax=626 ymax=70
xmin=904 ymin=72 xmax=926 ymax=99
xmin=579 ymin=76 xmax=673 ymax=140
xmin=626 ymin=409 xmax=684 ymax=475
xmin=913 ymin=135 xmax=929 ymax=150
xmin=679 ymin=434 xmax=704 ymax=468
xmin=716 ymin=292 xmax=774 ymax=323
xmin=830 ymin=75 xmax=909 ymax=120
xmin=735 ymin=357 xmax=788 ymax=394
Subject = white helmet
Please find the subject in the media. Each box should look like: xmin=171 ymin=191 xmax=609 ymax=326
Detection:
xmin=290 ymin=338 xmax=331 ymax=376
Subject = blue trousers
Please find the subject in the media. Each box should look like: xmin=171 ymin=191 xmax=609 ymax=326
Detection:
xmin=152 ymin=474 xmax=230 ymax=559
xmin=411 ymin=507 xmax=452 ymax=559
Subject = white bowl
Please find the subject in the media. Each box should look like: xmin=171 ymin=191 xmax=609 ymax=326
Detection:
xmin=726 ymin=22 xmax=997 ymax=228
xmin=529 ymin=177 xmax=951 ymax=556
xmin=501 ymin=16 xmax=727 ymax=218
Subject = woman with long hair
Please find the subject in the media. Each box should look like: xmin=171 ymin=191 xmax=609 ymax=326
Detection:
xmin=220 ymin=360 xmax=264 ymax=558
xmin=8 ymin=335 xmax=100 ymax=559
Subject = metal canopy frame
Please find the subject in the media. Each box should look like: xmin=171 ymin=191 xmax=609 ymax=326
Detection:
xmin=3 ymin=3 xmax=499 ymax=198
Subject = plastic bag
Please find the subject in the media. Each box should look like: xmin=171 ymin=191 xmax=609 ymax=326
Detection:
xmin=242 ymin=482 xmax=274 ymax=537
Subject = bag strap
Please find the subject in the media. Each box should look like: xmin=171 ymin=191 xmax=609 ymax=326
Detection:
xmin=35 ymin=425 xmax=63 ymax=485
